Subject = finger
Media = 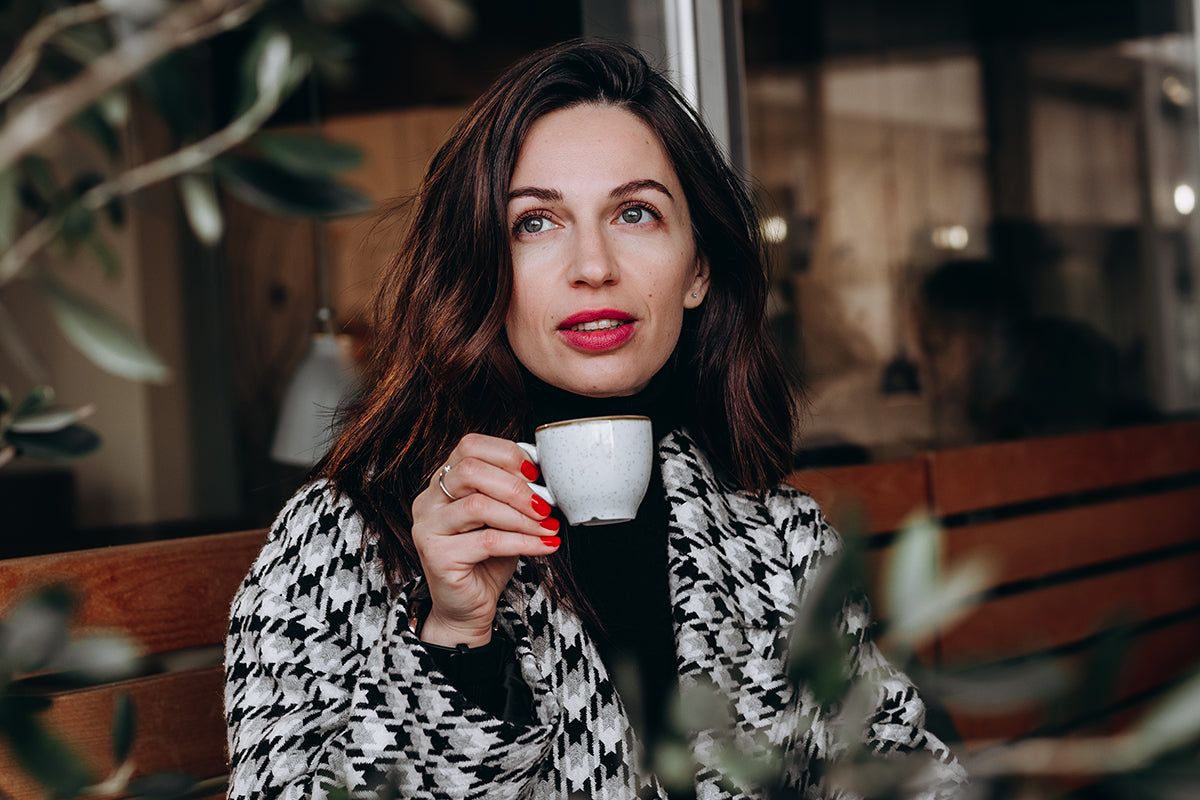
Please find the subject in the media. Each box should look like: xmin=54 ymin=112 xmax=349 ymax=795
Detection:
xmin=436 ymin=492 xmax=560 ymax=539
xmin=440 ymin=456 xmax=552 ymax=520
xmin=436 ymin=527 xmax=562 ymax=566
xmin=443 ymin=433 xmax=539 ymax=483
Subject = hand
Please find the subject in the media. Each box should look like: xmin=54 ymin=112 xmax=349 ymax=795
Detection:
xmin=411 ymin=433 xmax=560 ymax=648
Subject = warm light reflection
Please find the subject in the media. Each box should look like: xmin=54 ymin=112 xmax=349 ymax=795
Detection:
xmin=762 ymin=215 xmax=788 ymax=243
xmin=1163 ymin=75 xmax=1193 ymax=107
xmin=931 ymin=224 xmax=969 ymax=250
xmin=1175 ymin=184 xmax=1196 ymax=215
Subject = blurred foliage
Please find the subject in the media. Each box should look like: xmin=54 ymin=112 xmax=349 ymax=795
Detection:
xmin=0 ymin=0 xmax=472 ymax=467
xmin=640 ymin=513 xmax=1200 ymax=799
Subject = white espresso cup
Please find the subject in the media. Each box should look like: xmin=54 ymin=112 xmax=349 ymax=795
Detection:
xmin=517 ymin=415 xmax=653 ymax=526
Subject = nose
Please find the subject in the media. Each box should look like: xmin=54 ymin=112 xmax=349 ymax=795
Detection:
xmin=565 ymin=222 xmax=618 ymax=287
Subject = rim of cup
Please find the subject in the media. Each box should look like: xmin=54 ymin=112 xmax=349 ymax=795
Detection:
xmin=534 ymin=414 xmax=651 ymax=433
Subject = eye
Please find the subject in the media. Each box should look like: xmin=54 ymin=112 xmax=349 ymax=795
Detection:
xmin=615 ymin=203 xmax=662 ymax=225
xmin=619 ymin=206 xmax=649 ymax=224
xmin=514 ymin=213 xmax=560 ymax=236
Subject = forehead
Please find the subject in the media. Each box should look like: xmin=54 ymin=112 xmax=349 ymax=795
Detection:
xmin=510 ymin=104 xmax=680 ymax=191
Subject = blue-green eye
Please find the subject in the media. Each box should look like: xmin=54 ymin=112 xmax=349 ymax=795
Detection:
xmin=517 ymin=215 xmax=558 ymax=235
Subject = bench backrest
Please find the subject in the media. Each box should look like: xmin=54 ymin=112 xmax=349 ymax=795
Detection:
xmin=790 ymin=419 xmax=1200 ymax=749
xmin=0 ymin=528 xmax=267 ymax=799
xmin=926 ymin=419 xmax=1200 ymax=745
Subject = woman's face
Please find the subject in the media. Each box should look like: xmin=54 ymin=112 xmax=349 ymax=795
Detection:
xmin=505 ymin=104 xmax=709 ymax=397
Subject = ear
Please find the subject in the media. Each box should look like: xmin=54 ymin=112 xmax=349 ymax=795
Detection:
xmin=683 ymin=256 xmax=710 ymax=309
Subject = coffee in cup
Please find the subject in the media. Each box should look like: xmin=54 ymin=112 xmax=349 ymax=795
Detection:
xmin=517 ymin=415 xmax=653 ymax=526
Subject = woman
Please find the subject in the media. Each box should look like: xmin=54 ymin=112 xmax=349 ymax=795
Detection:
xmin=225 ymin=39 xmax=965 ymax=800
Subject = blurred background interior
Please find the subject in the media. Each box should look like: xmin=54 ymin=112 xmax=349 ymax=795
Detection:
xmin=2 ymin=0 xmax=1199 ymax=554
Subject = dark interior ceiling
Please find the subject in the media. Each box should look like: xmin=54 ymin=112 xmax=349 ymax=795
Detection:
xmin=741 ymin=0 xmax=1185 ymax=66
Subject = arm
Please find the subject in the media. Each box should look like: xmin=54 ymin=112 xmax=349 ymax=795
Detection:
xmin=224 ymin=485 xmax=554 ymax=800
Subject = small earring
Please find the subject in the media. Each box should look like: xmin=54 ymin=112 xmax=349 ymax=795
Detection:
xmin=691 ymin=292 xmax=698 ymax=298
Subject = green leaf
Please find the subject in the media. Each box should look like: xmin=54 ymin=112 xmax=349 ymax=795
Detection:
xmin=884 ymin=514 xmax=941 ymax=621
xmin=235 ymin=25 xmax=310 ymax=115
xmin=1122 ymin=668 xmax=1200 ymax=766
xmin=21 ymin=155 xmax=58 ymax=203
xmin=882 ymin=515 xmax=992 ymax=647
xmin=917 ymin=657 xmax=1069 ymax=713
xmin=113 ymin=693 xmax=135 ymax=764
xmin=0 ymin=710 xmax=92 ymax=797
xmin=0 ymin=587 xmax=73 ymax=673
xmin=74 ymin=105 xmax=121 ymax=160
xmin=127 ymin=772 xmax=195 ymax=800
xmin=55 ymin=636 xmax=140 ymax=682
xmin=138 ymin=52 xmax=201 ymax=139
xmin=7 ymin=424 xmax=101 ymax=460
xmin=254 ymin=133 xmax=363 ymax=176
xmin=216 ymin=156 xmax=372 ymax=217
xmin=97 ymin=90 xmax=129 ymax=129
xmin=39 ymin=277 xmax=170 ymax=383
xmin=886 ymin=558 xmax=991 ymax=646
xmin=10 ymin=403 xmax=93 ymax=434
xmin=255 ymin=31 xmax=293 ymax=103
xmin=14 ymin=385 xmax=54 ymax=417
xmin=0 ymin=166 xmax=18 ymax=251
xmin=59 ymin=202 xmax=96 ymax=248
xmin=88 ymin=236 xmax=121 ymax=278
xmin=178 ymin=173 xmax=223 ymax=246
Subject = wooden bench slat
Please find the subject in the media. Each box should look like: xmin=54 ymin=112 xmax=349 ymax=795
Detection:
xmin=787 ymin=459 xmax=930 ymax=535
xmin=944 ymin=613 xmax=1200 ymax=744
xmin=0 ymin=665 xmax=227 ymax=799
xmin=942 ymin=487 xmax=1200 ymax=590
xmin=940 ymin=551 xmax=1200 ymax=660
xmin=0 ymin=529 xmax=266 ymax=657
xmin=925 ymin=420 xmax=1200 ymax=516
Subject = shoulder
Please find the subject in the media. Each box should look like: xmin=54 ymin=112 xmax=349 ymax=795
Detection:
xmin=659 ymin=429 xmax=844 ymax=612
xmin=234 ymin=481 xmax=392 ymax=644
xmin=659 ymin=427 xmax=839 ymax=549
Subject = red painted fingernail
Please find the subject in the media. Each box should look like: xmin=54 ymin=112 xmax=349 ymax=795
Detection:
xmin=521 ymin=460 xmax=539 ymax=481
xmin=540 ymin=536 xmax=561 ymax=548
xmin=531 ymin=494 xmax=551 ymax=516
xmin=539 ymin=517 xmax=560 ymax=532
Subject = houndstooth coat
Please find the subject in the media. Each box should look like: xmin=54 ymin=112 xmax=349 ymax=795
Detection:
xmin=224 ymin=430 xmax=966 ymax=800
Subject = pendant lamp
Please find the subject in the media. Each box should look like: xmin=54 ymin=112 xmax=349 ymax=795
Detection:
xmin=269 ymin=221 xmax=360 ymax=467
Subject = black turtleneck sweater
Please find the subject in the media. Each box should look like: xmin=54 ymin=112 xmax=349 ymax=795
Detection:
xmin=424 ymin=365 xmax=686 ymax=753
xmin=524 ymin=367 xmax=683 ymax=748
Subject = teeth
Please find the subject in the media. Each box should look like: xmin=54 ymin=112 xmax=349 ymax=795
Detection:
xmin=570 ymin=319 xmax=625 ymax=332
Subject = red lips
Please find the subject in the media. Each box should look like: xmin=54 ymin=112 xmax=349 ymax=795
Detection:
xmin=556 ymin=308 xmax=635 ymax=351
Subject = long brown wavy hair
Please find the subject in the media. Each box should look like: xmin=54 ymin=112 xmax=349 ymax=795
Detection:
xmin=319 ymin=38 xmax=796 ymax=598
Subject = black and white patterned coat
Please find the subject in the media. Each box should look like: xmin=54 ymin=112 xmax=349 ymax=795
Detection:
xmin=225 ymin=430 xmax=966 ymax=799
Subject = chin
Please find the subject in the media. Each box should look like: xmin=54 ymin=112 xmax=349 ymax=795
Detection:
xmin=563 ymin=374 xmax=648 ymax=398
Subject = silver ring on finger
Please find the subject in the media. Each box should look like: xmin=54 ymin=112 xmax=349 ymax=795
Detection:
xmin=437 ymin=463 xmax=457 ymax=501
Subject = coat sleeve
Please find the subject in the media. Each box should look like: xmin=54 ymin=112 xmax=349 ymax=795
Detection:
xmin=223 ymin=483 xmax=557 ymax=800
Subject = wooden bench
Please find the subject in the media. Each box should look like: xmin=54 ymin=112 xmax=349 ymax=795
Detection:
xmin=0 ymin=529 xmax=267 ymax=799
xmin=1 ymin=419 xmax=1197 ymax=795
xmin=789 ymin=418 xmax=1200 ymax=750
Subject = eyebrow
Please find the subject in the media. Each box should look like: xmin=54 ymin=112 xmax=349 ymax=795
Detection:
xmin=610 ymin=179 xmax=673 ymax=200
xmin=506 ymin=179 xmax=674 ymax=203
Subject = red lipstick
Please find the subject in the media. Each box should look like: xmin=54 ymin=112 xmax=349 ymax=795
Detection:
xmin=557 ymin=309 xmax=635 ymax=351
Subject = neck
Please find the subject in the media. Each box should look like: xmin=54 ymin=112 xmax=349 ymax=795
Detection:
xmin=521 ymin=364 xmax=684 ymax=441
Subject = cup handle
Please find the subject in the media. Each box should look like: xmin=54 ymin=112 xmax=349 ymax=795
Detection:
xmin=517 ymin=442 xmax=556 ymax=506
